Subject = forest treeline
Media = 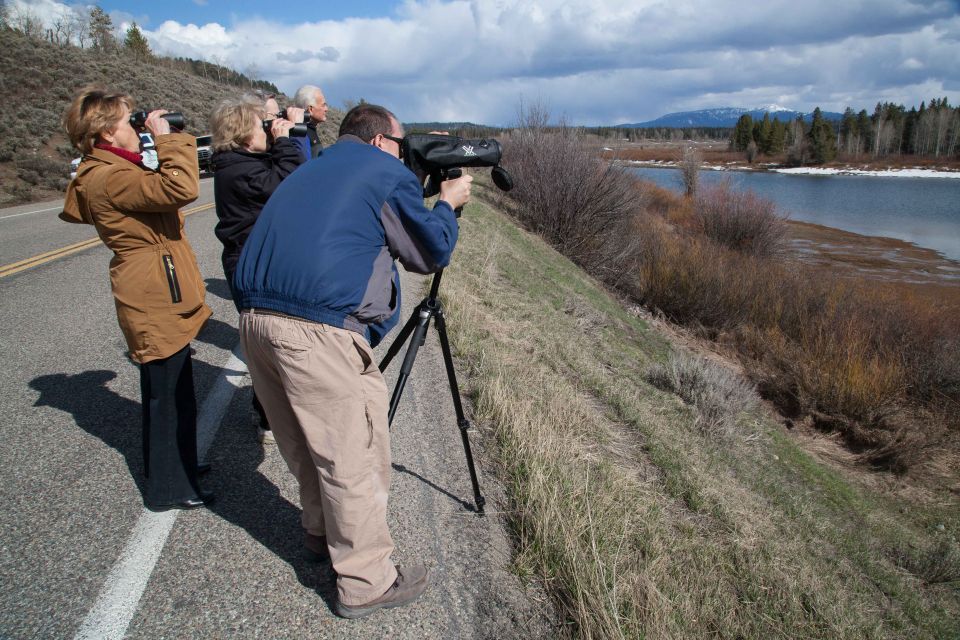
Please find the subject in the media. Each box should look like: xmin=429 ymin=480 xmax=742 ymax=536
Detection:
xmin=729 ymin=101 xmax=960 ymax=164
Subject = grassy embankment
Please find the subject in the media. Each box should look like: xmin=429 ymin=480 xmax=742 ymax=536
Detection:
xmin=439 ymin=184 xmax=959 ymax=638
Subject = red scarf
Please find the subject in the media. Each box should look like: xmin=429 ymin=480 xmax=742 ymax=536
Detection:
xmin=95 ymin=143 xmax=143 ymax=166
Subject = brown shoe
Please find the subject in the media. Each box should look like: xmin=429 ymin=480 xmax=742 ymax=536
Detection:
xmin=303 ymin=532 xmax=329 ymax=562
xmin=335 ymin=564 xmax=429 ymax=619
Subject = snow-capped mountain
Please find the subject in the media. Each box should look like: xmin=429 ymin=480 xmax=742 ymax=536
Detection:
xmin=617 ymin=106 xmax=843 ymax=128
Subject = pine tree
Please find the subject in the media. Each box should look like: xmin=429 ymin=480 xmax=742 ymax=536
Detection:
xmin=89 ymin=6 xmax=115 ymax=52
xmin=124 ymin=21 xmax=151 ymax=61
xmin=769 ymin=118 xmax=787 ymax=154
xmin=807 ymin=107 xmax=836 ymax=164
xmin=732 ymin=114 xmax=753 ymax=151
xmin=839 ymin=107 xmax=857 ymax=155
xmin=757 ymin=112 xmax=773 ymax=155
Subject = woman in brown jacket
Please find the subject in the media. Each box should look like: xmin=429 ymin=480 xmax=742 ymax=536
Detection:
xmin=61 ymin=85 xmax=214 ymax=511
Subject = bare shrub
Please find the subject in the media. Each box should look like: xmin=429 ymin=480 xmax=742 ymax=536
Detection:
xmin=893 ymin=538 xmax=960 ymax=586
xmin=692 ymin=181 xmax=787 ymax=258
xmin=623 ymin=201 xmax=957 ymax=468
xmin=502 ymin=101 xmax=640 ymax=273
xmin=746 ymin=140 xmax=758 ymax=163
xmin=646 ymin=351 xmax=758 ymax=438
xmin=678 ymin=145 xmax=701 ymax=196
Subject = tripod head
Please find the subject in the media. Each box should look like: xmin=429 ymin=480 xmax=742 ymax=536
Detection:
xmin=398 ymin=134 xmax=514 ymax=198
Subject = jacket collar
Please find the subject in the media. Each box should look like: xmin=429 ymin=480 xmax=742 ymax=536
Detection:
xmin=336 ymin=134 xmax=366 ymax=146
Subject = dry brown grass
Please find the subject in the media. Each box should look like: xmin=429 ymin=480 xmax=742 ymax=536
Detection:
xmin=440 ymin=192 xmax=960 ymax=638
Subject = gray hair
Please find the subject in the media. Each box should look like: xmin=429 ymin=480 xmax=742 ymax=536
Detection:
xmin=294 ymin=85 xmax=323 ymax=108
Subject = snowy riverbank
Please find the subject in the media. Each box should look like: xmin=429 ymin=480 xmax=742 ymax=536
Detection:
xmin=623 ymin=159 xmax=960 ymax=179
xmin=772 ymin=166 xmax=960 ymax=179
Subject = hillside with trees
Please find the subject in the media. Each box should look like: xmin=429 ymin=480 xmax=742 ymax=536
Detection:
xmin=0 ymin=4 xmax=340 ymax=205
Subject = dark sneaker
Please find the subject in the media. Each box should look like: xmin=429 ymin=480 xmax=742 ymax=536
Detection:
xmin=335 ymin=564 xmax=429 ymax=619
xmin=303 ymin=532 xmax=329 ymax=562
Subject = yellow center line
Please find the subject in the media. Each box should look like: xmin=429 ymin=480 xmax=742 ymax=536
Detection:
xmin=0 ymin=203 xmax=215 ymax=279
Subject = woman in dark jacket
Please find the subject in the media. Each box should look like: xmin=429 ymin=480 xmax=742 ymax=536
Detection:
xmin=210 ymin=96 xmax=305 ymax=443
xmin=61 ymin=85 xmax=213 ymax=511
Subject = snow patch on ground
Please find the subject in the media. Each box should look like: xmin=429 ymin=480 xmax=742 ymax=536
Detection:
xmin=773 ymin=167 xmax=960 ymax=179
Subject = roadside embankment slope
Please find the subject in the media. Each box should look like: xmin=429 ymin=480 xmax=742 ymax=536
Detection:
xmin=441 ymin=184 xmax=960 ymax=639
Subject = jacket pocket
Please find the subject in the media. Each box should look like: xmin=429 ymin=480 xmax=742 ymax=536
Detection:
xmin=162 ymin=254 xmax=182 ymax=303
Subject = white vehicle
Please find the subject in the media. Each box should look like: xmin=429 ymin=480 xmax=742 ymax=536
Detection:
xmin=196 ymin=135 xmax=213 ymax=173
xmin=140 ymin=133 xmax=159 ymax=170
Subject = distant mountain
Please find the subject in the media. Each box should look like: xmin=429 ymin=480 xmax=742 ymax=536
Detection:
xmin=618 ymin=105 xmax=844 ymax=128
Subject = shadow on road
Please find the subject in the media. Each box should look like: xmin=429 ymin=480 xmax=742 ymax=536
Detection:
xmin=393 ymin=462 xmax=476 ymax=512
xmin=194 ymin=316 xmax=239 ymax=352
xmin=203 ymin=383 xmax=338 ymax=612
xmin=204 ymin=277 xmax=232 ymax=302
xmin=28 ymin=359 xmax=338 ymax=612
xmin=29 ymin=369 xmax=146 ymax=493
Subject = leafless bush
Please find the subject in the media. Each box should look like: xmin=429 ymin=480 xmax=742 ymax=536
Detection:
xmin=679 ymin=146 xmax=701 ymax=196
xmin=692 ymin=181 xmax=787 ymax=258
xmin=15 ymin=154 xmax=69 ymax=190
xmin=746 ymin=140 xmax=758 ymax=163
xmin=502 ymin=101 xmax=640 ymax=272
xmin=893 ymin=538 xmax=960 ymax=586
xmin=646 ymin=351 xmax=758 ymax=438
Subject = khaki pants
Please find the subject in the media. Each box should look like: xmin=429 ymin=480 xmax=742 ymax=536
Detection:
xmin=239 ymin=310 xmax=398 ymax=605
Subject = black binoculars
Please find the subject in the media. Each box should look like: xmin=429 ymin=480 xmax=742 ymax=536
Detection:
xmin=262 ymin=118 xmax=308 ymax=137
xmin=271 ymin=108 xmax=309 ymax=124
xmin=129 ymin=111 xmax=185 ymax=131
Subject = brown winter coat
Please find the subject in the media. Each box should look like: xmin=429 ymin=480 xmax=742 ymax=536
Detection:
xmin=61 ymin=132 xmax=211 ymax=363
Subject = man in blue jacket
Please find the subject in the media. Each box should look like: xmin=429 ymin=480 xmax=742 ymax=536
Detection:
xmin=234 ymin=104 xmax=471 ymax=618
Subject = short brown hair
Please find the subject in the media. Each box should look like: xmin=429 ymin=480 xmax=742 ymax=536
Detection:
xmin=210 ymin=97 xmax=263 ymax=152
xmin=339 ymin=104 xmax=398 ymax=143
xmin=62 ymin=85 xmax=134 ymax=154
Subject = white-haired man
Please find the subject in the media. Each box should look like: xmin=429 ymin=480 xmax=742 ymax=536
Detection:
xmin=293 ymin=84 xmax=328 ymax=159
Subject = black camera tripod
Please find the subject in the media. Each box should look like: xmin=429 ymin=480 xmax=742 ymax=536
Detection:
xmin=378 ymin=268 xmax=485 ymax=514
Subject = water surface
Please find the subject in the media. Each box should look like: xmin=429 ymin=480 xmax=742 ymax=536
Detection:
xmin=629 ymin=166 xmax=960 ymax=261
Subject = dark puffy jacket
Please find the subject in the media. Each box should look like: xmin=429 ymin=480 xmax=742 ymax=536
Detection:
xmin=234 ymin=135 xmax=458 ymax=347
xmin=212 ymin=137 xmax=304 ymax=283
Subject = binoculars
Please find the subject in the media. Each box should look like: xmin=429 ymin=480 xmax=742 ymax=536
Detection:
xmin=129 ymin=111 xmax=185 ymax=131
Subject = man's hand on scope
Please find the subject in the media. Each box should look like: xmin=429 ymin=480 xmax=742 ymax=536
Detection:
xmin=439 ymin=173 xmax=472 ymax=211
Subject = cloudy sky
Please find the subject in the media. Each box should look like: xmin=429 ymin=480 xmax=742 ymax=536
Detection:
xmin=10 ymin=0 xmax=960 ymax=125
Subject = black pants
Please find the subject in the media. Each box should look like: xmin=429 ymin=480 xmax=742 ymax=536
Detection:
xmin=225 ymin=262 xmax=269 ymax=431
xmin=139 ymin=344 xmax=202 ymax=507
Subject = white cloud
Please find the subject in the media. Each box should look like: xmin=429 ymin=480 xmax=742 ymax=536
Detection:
xmin=12 ymin=0 xmax=960 ymax=124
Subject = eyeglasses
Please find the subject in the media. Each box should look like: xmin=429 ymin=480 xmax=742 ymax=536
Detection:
xmin=383 ymin=134 xmax=404 ymax=145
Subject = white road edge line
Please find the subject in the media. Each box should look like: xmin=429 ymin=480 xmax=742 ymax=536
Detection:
xmin=0 ymin=205 xmax=62 ymax=220
xmin=73 ymin=346 xmax=248 ymax=640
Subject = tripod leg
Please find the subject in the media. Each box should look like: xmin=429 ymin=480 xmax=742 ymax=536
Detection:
xmin=379 ymin=300 xmax=423 ymax=373
xmin=387 ymin=306 xmax=432 ymax=426
xmin=433 ymin=306 xmax=485 ymax=514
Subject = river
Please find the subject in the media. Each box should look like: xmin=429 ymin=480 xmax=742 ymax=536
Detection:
xmin=628 ymin=166 xmax=960 ymax=261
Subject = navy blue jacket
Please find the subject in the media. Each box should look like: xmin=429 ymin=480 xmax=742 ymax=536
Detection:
xmin=233 ymin=135 xmax=459 ymax=346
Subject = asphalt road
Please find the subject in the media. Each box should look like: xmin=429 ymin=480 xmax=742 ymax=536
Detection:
xmin=0 ymin=180 xmax=553 ymax=639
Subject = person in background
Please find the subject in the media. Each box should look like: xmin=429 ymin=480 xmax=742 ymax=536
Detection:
xmin=61 ymin=85 xmax=213 ymax=512
xmin=209 ymin=95 xmax=305 ymax=445
xmin=293 ymin=84 xmax=328 ymax=159
xmin=233 ymin=103 xmax=471 ymax=618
